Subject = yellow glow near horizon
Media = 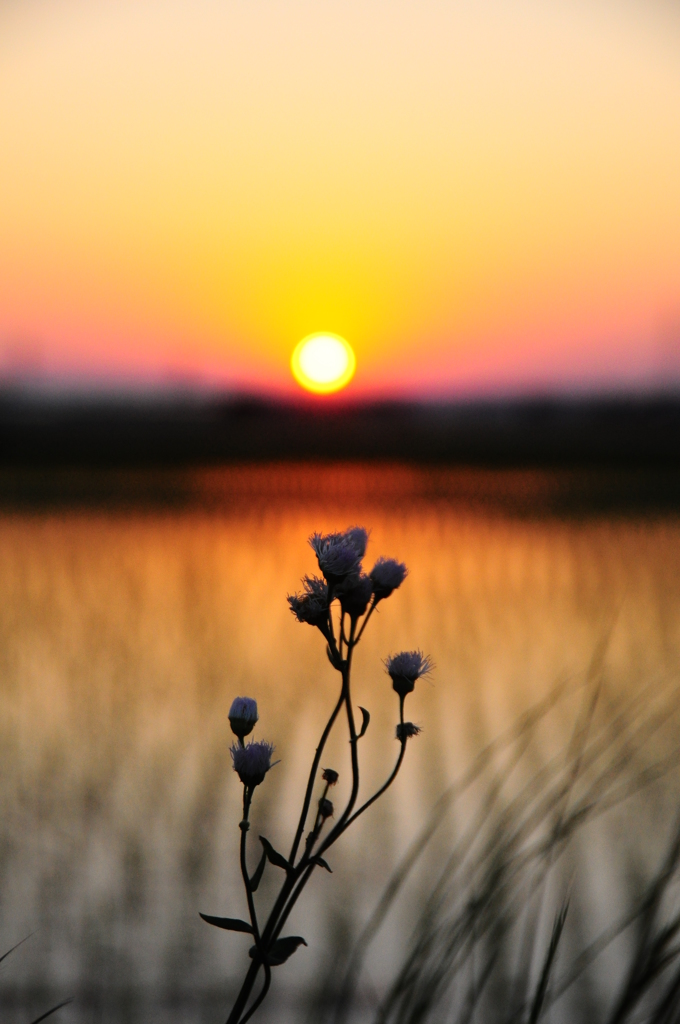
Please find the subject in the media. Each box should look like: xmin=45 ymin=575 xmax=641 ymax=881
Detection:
xmin=1 ymin=1 xmax=680 ymax=394
xmin=291 ymin=334 xmax=356 ymax=394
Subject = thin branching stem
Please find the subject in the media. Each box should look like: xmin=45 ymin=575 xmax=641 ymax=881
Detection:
xmin=289 ymin=686 xmax=345 ymax=866
xmin=225 ymin=789 xmax=267 ymax=1024
xmin=238 ymin=964 xmax=272 ymax=1024
xmin=355 ymin=596 xmax=378 ymax=643
xmin=341 ymin=699 xmax=407 ymax=834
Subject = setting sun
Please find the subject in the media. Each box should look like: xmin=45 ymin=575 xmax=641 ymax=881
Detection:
xmin=290 ymin=334 xmax=356 ymax=394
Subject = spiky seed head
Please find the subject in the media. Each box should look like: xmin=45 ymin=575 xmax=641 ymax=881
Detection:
xmin=288 ymin=576 xmax=330 ymax=633
xmin=228 ymin=696 xmax=259 ymax=738
xmin=385 ymin=650 xmax=433 ymax=698
xmin=344 ymin=526 xmax=369 ymax=558
xmin=370 ymin=557 xmax=408 ymax=600
xmin=336 ymin=573 xmax=373 ymax=619
xmin=322 ymin=768 xmax=339 ymax=786
xmin=309 ymin=526 xmax=369 ymax=583
xmin=396 ymin=721 xmax=422 ymax=741
xmin=231 ymin=740 xmax=276 ymax=788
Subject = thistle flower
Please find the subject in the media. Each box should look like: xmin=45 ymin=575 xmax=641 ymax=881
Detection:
xmin=343 ymin=526 xmax=369 ymax=559
xmin=318 ymin=797 xmax=334 ymax=820
xmin=385 ymin=650 xmax=433 ymax=698
xmin=396 ymin=721 xmax=422 ymax=741
xmin=231 ymin=740 xmax=276 ymax=788
xmin=370 ymin=557 xmax=408 ymax=601
xmin=336 ymin=573 xmax=373 ymax=619
xmin=309 ymin=526 xmax=368 ymax=584
xmin=228 ymin=696 xmax=259 ymax=739
xmin=288 ymin=576 xmax=330 ymax=634
xmin=322 ymin=768 xmax=339 ymax=785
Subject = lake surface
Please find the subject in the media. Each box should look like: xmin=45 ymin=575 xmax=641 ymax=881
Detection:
xmin=1 ymin=465 xmax=679 ymax=1023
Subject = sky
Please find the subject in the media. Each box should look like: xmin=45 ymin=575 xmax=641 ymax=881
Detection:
xmin=1 ymin=0 xmax=680 ymax=399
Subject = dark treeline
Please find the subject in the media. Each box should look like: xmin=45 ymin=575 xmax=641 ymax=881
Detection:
xmin=0 ymin=391 xmax=679 ymax=467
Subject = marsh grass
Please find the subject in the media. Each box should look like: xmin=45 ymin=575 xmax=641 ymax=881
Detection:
xmin=314 ymin=664 xmax=680 ymax=1024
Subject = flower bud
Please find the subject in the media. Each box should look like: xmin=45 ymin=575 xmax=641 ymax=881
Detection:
xmin=318 ymin=797 xmax=334 ymax=820
xmin=228 ymin=696 xmax=259 ymax=738
xmin=370 ymin=558 xmax=408 ymax=601
xmin=336 ymin=573 xmax=373 ymax=619
xmin=231 ymin=740 xmax=276 ymax=788
xmin=322 ymin=768 xmax=339 ymax=786
xmin=385 ymin=651 xmax=433 ymax=698
xmin=396 ymin=722 xmax=422 ymax=741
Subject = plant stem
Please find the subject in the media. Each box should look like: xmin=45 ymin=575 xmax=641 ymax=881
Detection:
xmin=226 ymin=960 xmax=260 ymax=1024
xmin=319 ymin=699 xmax=407 ymax=852
xmin=354 ymin=597 xmax=377 ymax=643
xmin=238 ymin=965 xmax=272 ymax=1024
xmin=226 ymin=788 xmax=264 ymax=1024
xmin=289 ymin=688 xmax=345 ymax=865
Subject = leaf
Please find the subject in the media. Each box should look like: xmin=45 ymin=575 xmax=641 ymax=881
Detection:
xmin=260 ymin=836 xmax=290 ymax=872
xmin=528 ymin=898 xmax=569 ymax=1024
xmin=28 ymin=999 xmax=73 ymax=1024
xmin=269 ymin=936 xmax=308 ymax=965
xmin=313 ymin=856 xmax=332 ymax=873
xmin=249 ymin=936 xmax=308 ymax=966
xmin=0 ymin=934 xmax=32 ymax=966
xmin=199 ymin=913 xmax=253 ymax=934
xmin=358 ymin=706 xmax=371 ymax=739
xmin=250 ymin=849 xmax=267 ymax=892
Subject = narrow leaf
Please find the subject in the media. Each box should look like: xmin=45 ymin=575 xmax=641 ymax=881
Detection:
xmin=0 ymin=934 xmax=32 ymax=966
xmin=358 ymin=706 xmax=371 ymax=739
xmin=199 ymin=913 xmax=253 ymax=934
xmin=250 ymin=849 xmax=267 ymax=892
xmin=29 ymin=999 xmax=73 ymax=1024
xmin=260 ymin=836 xmax=290 ymax=871
xmin=313 ymin=856 xmax=332 ymax=873
xmin=528 ymin=899 xmax=569 ymax=1024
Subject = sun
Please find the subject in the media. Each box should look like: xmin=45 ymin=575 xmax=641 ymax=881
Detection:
xmin=291 ymin=333 xmax=356 ymax=394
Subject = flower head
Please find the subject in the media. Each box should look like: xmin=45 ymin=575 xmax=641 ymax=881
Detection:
xmin=343 ymin=526 xmax=369 ymax=559
xmin=318 ymin=797 xmax=334 ymax=820
xmin=322 ymin=768 xmax=339 ymax=786
xmin=370 ymin=557 xmax=408 ymax=601
xmin=228 ymin=696 xmax=259 ymax=738
xmin=231 ymin=740 xmax=276 ymax=788
xmin=288 ymin=576 xmax=329 ymax=633
xmin=336 ymin=573 xmax=373 ymax=619
xmin=385 ymin=650 xmax=433 ymax=698
xmin=396 ymin=721 xmax=422 ymax=741
xmin=309 ymin=526 xmax=368 ymax=583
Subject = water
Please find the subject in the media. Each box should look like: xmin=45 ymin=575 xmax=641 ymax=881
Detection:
xmin=0 ymin=465 xmax=679 ymax=1023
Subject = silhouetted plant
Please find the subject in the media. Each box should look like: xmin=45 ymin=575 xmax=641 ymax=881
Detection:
xmin=201 ymin=526 xmax=425 ymax=1024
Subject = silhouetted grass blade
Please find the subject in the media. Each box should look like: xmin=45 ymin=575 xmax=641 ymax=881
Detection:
xmin=28 ymin=998 xmax=73 ymax=1024
xmin=0 ymin=934 xmax=32 ymax=966
xmin=528 ymin=899 xmax=569 ymax=1024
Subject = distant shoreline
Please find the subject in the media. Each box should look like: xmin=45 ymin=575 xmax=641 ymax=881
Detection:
xmin=1 ymin=392 xmax=679 ymax=468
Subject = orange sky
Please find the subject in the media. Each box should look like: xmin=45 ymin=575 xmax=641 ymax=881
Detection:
xmin=1 ymin=0 xmax=680 ymax=398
